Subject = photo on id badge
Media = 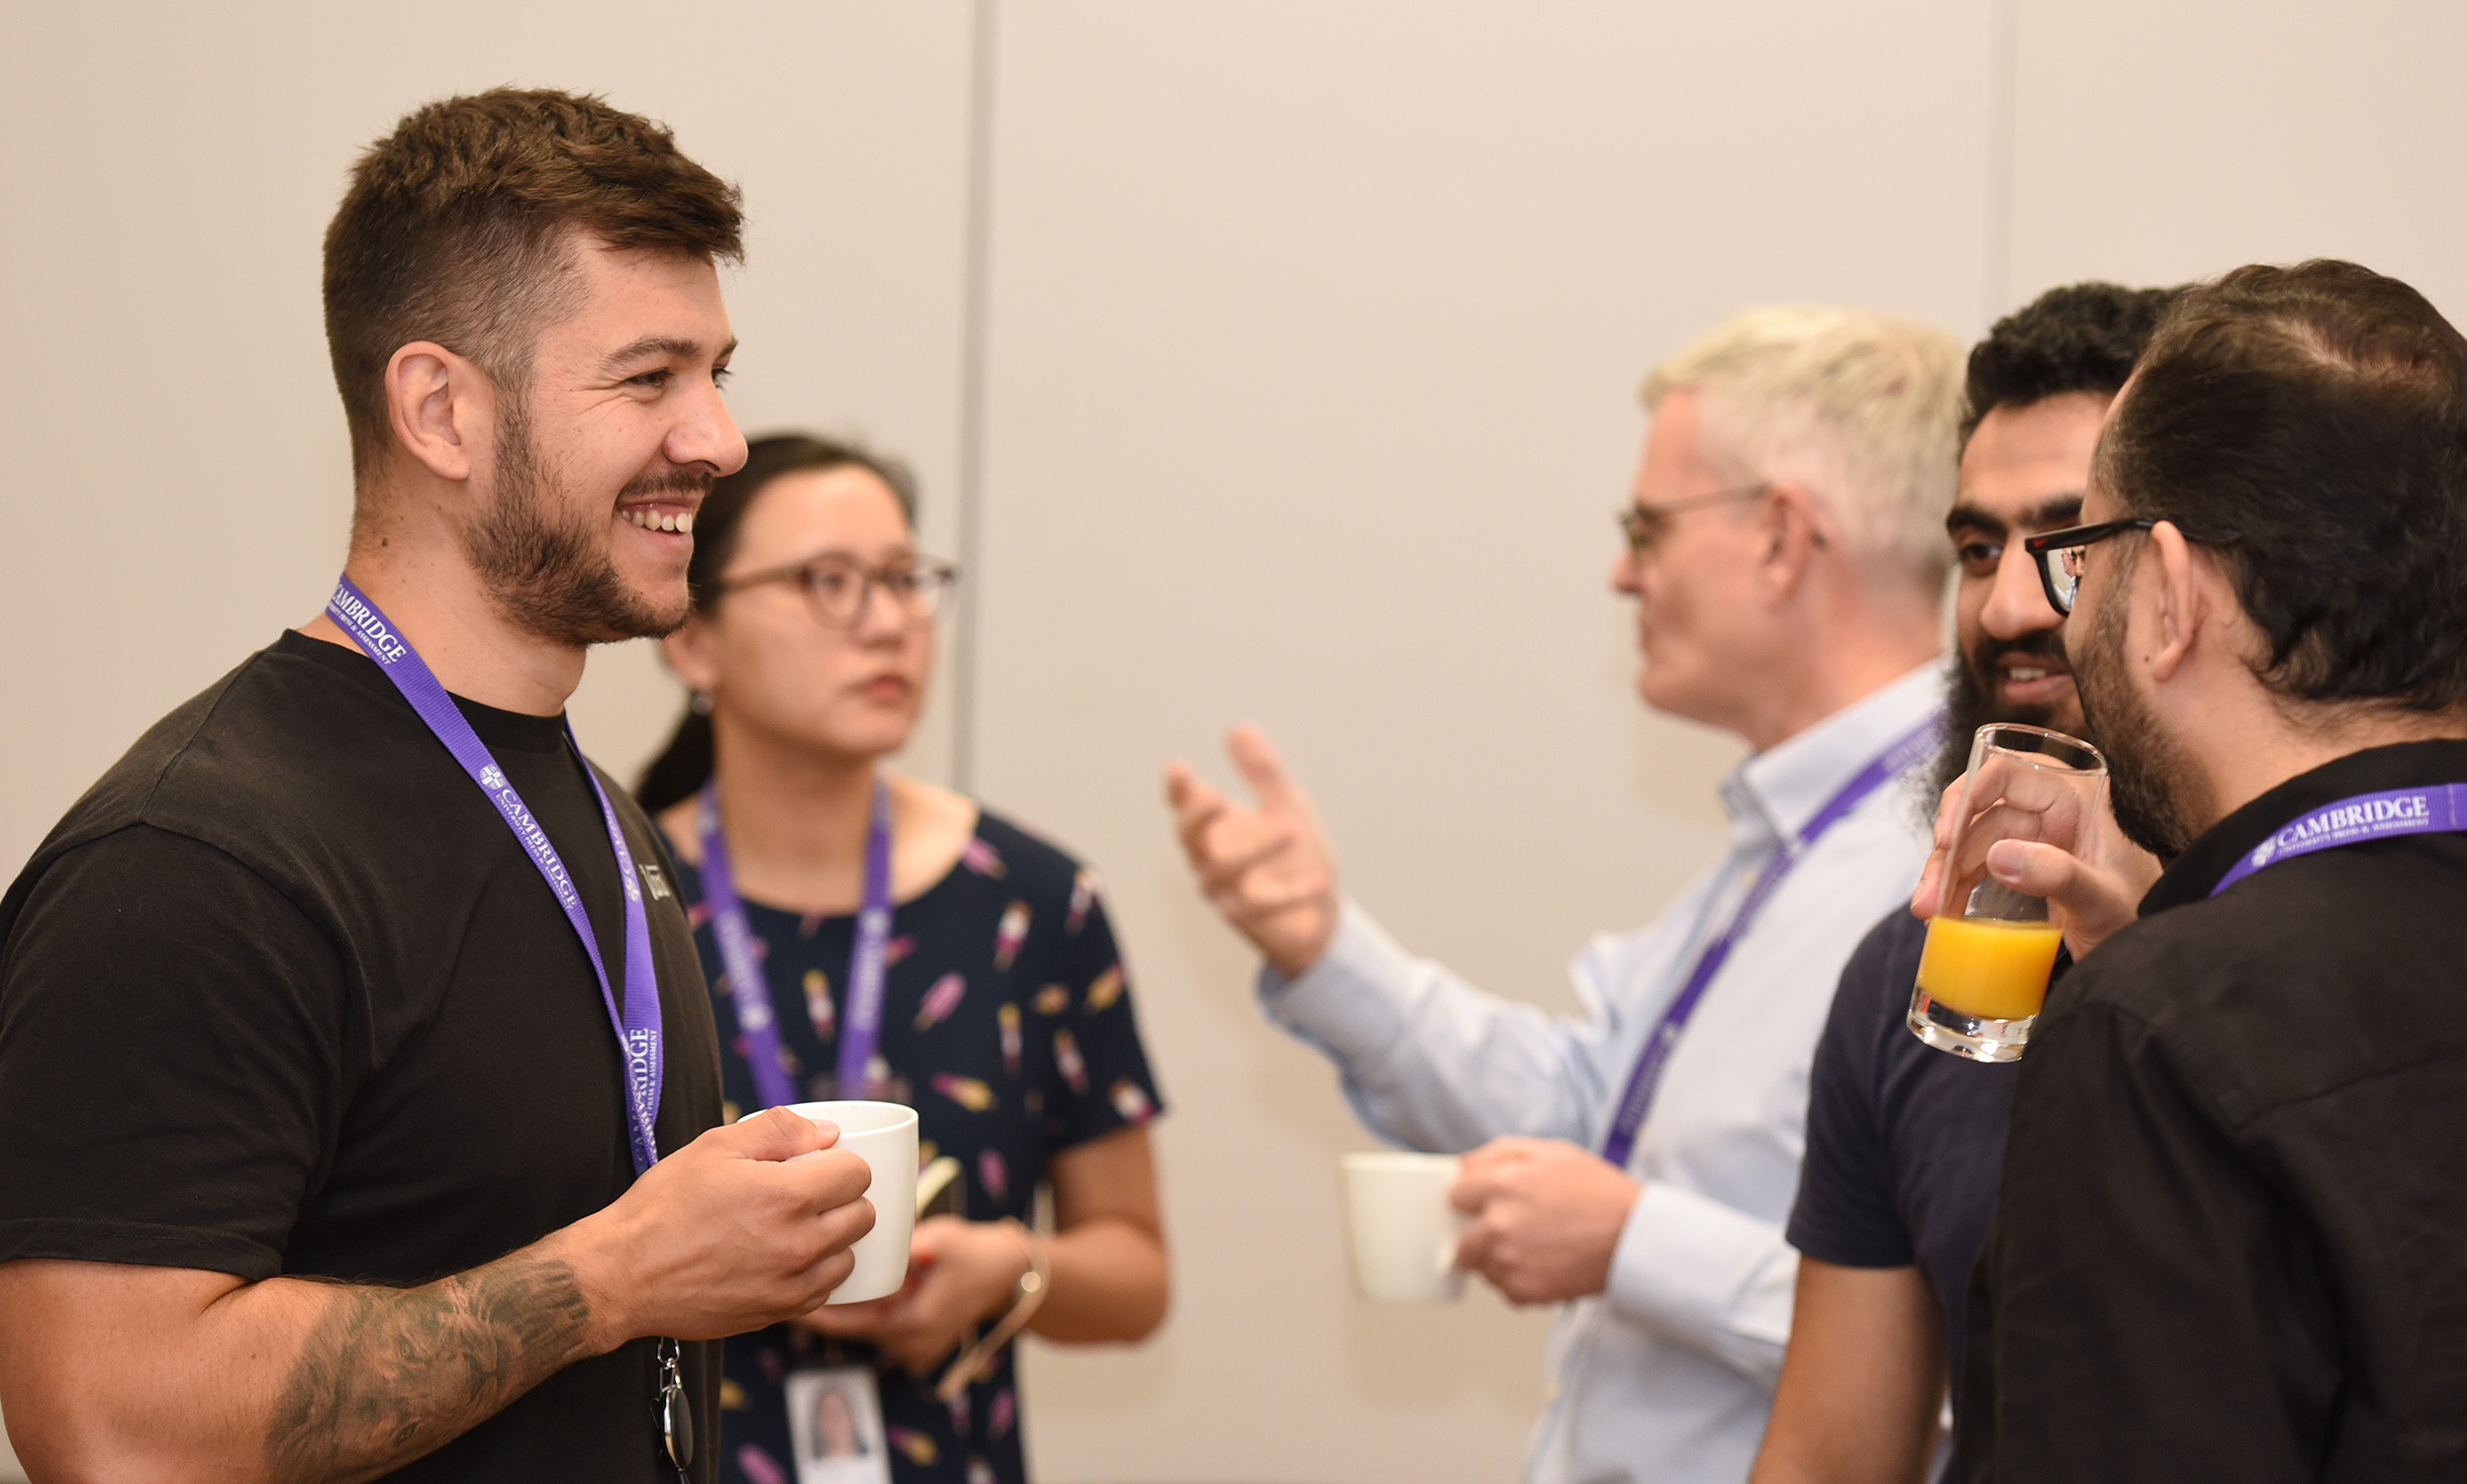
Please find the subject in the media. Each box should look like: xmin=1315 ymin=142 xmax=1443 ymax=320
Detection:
xmin=784 ymin=1367 xmax=891 ymax=1484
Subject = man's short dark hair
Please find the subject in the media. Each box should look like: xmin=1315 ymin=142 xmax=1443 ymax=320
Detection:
xmin=324 ymin=88 xmax=744 ymax=480
xmin=1960 ymin=282 xmax=2181 ymax=444
xmin=2099 ymin=258 xmax=2467 ymax=711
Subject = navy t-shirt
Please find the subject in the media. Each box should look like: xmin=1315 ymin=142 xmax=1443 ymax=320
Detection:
xmin=1785 ymin=908 xmax=2025 ymax=1413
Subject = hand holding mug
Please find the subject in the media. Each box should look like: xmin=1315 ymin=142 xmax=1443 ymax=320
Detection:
xmin=1448 ymin=1138 xmax=1640 ymax=1307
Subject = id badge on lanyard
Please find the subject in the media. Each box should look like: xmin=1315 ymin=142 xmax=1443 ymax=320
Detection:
xmin=783 ymin=1367 xmax=894 ymax=1484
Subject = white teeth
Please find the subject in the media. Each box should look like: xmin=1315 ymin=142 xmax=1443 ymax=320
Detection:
xmin=618 ymin=508 xmax=693 ymax=534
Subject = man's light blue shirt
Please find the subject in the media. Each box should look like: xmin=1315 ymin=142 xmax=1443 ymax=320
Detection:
xmin=1260 ymin=663 xmax=1944 ymax=1484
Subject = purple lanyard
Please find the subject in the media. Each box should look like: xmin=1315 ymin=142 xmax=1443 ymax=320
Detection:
xmin=696 ymin=777 xmax=896 ymax=1109
xmin=326 ymin=577 xmax=665 ymax=1175
xmin=1600 ymin=711 xmax=1943 ymax=1167
xmin=2211 ymin=784 xmax=2467 ymax=896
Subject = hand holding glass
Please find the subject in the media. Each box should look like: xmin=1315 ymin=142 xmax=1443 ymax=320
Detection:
xmin=1908 ymin=724 xmax=2108 ymax=1062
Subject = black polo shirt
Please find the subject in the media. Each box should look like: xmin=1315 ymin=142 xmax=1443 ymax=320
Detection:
xmin=1959 ymin=739 xmax=2467 ymax=1483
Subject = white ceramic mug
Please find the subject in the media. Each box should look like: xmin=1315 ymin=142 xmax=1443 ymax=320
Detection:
xmin=779 ymin=1100 xmax=920 ymax=1304
xmin=1341 ymin=1151 xmax=1470 ymax=1303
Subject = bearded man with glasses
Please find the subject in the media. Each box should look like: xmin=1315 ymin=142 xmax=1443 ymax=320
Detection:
xmin=1169 ymin=306 xmax=1962 ymax=1484
xmin=1957 ymin=260 xmax=2467 ymax=1482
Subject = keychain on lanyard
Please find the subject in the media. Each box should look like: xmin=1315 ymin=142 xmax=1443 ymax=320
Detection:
xmin=324 ymin=577 xmax=691 ymax=1474
xmin=697 ymin=776 xmax=897 ymax=1109
xmin=1599 ymin=711 xmax=1944 ymax=1167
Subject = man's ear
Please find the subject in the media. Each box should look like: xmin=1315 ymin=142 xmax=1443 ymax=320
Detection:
xmin=382 ymin=341 xmax=489 ymax=484
xmin=2143 ymin=520 xmax=2207 ymax=683
xmin=660 ymin=619 xmax=719 ymax=696
xmin=1755 ymin=481 xmax=1828 ymax=601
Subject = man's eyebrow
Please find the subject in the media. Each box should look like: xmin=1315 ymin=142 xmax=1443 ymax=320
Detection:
xmin=599 ymin=334 xmax=735 ymax=373
xmin=2027 ymin=491 xmax=2085 ymax=527
xmin=1945 ymin=502 xmax=2007 ymax=535
xmin=1944 ymin=489 xmax=2088 ymax=536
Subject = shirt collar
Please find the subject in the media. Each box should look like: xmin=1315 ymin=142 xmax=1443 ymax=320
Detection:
xmin=1719 ymin=661 xmax=1945 ymax=847
xmin=2142 ymin=738 xmax=2467 ymax=914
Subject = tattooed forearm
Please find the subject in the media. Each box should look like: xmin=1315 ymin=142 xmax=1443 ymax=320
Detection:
xmin=263 ymin=1252 xmax=595 ymax=1484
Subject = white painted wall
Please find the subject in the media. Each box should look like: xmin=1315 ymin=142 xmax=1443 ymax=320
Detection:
xmin=5 ymin=2 xmax=2465 ymax=1480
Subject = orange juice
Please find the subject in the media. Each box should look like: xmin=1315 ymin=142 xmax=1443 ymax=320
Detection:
xmin=1916 ymin=915 xmax=2064 ymax=1021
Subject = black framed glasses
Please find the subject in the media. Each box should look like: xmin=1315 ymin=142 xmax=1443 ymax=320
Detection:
xmin=2021 ymin=518 xmax=2239 ymax=616
xmin=1616 ymin=483 xmax=1771 ymax=555
xmin=712 ymin=553 xmax=961 ymax=628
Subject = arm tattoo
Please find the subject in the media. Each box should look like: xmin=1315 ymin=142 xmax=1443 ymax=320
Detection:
xmin=265 ymin=1252 xmax=596 ymax=1483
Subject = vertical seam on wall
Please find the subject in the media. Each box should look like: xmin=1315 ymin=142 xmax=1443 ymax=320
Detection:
xmin=951 ymin=0 xmax=999 ymax=793
xmin=1982 ymin=0 xmax=2020 ymax=323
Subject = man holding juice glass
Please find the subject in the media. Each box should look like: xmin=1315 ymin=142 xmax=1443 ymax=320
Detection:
xmin=1753 ymin=283 xmax=2171 ymax=1484
xmin=1959 ymin=260 xmax=2467 ymax=1481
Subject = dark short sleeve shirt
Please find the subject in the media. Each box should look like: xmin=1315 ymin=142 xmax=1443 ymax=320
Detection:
xmin=1789 ymin=908 xmax=2022 ymax=1404
xmin=0 ymin=632 xmax=725 ymax=1482
xmin=1961 ymin=739 xmax=2467 ymax=1484
xmin=676 ymin=811 xmax=1164 ymax=1484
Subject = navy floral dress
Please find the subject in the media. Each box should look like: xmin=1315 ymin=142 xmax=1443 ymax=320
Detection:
xmin=676 ymin=808 xmax=1165 ymax=1484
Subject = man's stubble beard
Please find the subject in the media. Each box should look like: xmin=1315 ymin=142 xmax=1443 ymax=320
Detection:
xmin=2070 ymin=546 xmax=2203 ymax=859
xmin=463 ymin=397 xmax=698 ymax=647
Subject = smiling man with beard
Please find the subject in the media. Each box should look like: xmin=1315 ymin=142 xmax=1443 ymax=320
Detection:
xmin=0 ymin=91 xmax=877 ymax=1484
xmin=1956 ymin=260 xmax=2467 ymax=1482
xmin=1750 ymin=283 xmax=2173 ymax=1484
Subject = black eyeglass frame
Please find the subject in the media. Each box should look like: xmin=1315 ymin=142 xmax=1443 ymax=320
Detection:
xmin=2021 ymin=517 xmax=2239 ymax=616
xmin=709 ymin=552 xmax=962 ymax=629
xmin=1616 ymin=483 xmax=1772 ymax=555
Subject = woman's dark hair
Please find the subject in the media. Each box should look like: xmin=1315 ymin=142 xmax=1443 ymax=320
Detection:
xmin=634 ymin=433 xmax=921 ymax=812
xmin=1959 ymin=282 xmax=2182 ymax=445
xmin=2098 ymin=258 xmax=2467 ymax=710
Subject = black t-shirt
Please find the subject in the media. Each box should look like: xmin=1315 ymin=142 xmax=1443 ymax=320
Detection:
xmin=0 ymin=631 xmax=724 ymax=1482
xmin=1788 ymin=908 xmax=2023 ymax=1412
xmin=1960 ymin=740 xmax=2467 ymax=1483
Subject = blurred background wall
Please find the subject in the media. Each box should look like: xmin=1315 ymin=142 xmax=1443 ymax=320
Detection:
xmin=2 ymin=3 xmax=2461 ymax=1481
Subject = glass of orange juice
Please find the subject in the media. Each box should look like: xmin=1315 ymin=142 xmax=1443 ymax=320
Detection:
xmin=1908 ymin=723 xmax=2107 ymax=1062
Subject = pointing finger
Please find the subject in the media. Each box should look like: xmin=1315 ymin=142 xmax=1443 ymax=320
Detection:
xmin=1227 ymin=724 xmax=1301 ymax=813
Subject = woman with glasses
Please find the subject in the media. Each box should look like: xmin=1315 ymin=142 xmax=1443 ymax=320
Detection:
xmin=637 ymin=434 xmax=1170 ymax=1484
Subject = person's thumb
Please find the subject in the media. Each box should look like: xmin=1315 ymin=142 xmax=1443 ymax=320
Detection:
xmin=724 ymin=1104 xmax=840 ymax=1161
xmin=1985 ymin=838 xmax=2077 ymax=898
xmin=1228 ymin=723 xmax=1300 ymax=812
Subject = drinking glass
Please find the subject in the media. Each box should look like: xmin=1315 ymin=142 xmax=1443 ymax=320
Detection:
xmin=1908 ymin=723 xmax=2107 ymax=1062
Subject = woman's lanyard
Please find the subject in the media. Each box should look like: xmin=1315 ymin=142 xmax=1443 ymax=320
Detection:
xmin=1599 ymin=711 xmax=1944 ymax=1168
xmin=697 ymin=776 xmax=896 ymax=1110
xmin=326 ymin=576 xmax=665 ymax=1175
xmin=2210 ymin=784 xmax=2467 ymax=896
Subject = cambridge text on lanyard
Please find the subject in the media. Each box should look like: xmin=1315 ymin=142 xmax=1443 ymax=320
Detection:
xmin=329 ymin=577 xmax=696 ymax=1475
xmin=697 ymin=777 xmax=895 ymax=1110
xmin=2210 ymin=783 xmax=2467 ymax=896
xmin=327 ymin=576 xmax=665 ymax=1170
xmin=1600 ymin=711 xmax=1944 ymax=1168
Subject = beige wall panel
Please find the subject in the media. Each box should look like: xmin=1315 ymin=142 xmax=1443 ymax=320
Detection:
xmin=2003 ymin=0 xmax=2467 ymax=318
xmin=0 ymin=0 xmax=975 ymax=877
xmin=972 ymin=5 xmax=1999 ymax=1480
